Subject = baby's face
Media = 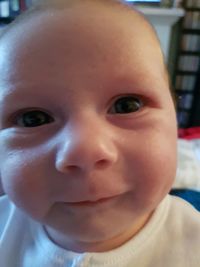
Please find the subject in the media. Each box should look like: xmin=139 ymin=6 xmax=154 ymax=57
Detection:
xmin=0 ymin=4 xmax=177 ymax=252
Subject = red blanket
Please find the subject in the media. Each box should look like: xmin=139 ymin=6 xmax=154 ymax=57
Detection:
xmin=178 ymin=127 xmax=200 ymax=140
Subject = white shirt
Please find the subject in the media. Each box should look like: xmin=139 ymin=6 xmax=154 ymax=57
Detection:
xmin=1 ymin=194 xmax=200 ymax=267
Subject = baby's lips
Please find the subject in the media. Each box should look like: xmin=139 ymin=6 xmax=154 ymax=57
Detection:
xmin=63 ymin=193 xmax=124 ymax=207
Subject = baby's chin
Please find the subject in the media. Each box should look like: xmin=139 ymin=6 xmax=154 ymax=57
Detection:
xmin=45 ymin=225 xmax=127 ymax=252
xmin=44 ymin=210 xmax=151 ymax=253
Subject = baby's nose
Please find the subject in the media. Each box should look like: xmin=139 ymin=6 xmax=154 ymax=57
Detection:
xmin=55 ymin=123 xmax=118 ymax=173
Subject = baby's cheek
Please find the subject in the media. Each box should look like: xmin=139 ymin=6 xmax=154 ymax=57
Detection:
xmin=124 ymin=130 xmax=177 ymax=193
xmin=1 ymin=163 xmax=26 ymax=212
xmin=0 ymin=150 xmax=46 ymax=219
xmin=124 ymin=147 xmax=175 ymax=215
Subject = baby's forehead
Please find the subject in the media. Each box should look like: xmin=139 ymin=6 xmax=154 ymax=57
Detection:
xmin=1 ymin=0 xmax=158 ymax=43
xmin=0 ymin=2 xmax=162 ymax=61
xmin=0 ymin=15 xmax=165 ymax=81
xmin=0 ymin=0 xmax=169 ymax=100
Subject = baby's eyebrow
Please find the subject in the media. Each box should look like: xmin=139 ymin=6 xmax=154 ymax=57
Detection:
xmin=0 ymin=88 xmax=14 ymax=105
xmin=0 ymin=80 xmax=46 ymax=98
xmin=0 ymin=86 xmax=41 ymax=107
xmin=0 ymin=88 xmax=23 ymax=104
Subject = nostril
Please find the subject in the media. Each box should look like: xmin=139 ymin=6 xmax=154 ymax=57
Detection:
xmin=67 ymin=160 xmax=109 ymax=172
xmin=67 ymin=165 xmax=80 ymax=172
xmin=95 ymin=159 xmax=110 ymax=169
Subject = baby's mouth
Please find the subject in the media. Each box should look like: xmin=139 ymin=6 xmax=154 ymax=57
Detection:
xmin=66 ymin=195 xmax=119 ymax=207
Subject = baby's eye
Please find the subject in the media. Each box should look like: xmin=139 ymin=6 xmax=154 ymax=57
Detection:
xmin=15 ymin=110 xmax=54 ymax=127
xmin=109 ymin=96 xmax=142 ymax=114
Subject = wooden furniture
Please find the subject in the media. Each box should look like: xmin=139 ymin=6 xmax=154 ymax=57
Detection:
xmin=173 ymin=0 xmax=200 ymax=128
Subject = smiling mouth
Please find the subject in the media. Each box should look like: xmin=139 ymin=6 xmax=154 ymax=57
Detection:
xmin=66 ymin=195 xmax=118 ymax=207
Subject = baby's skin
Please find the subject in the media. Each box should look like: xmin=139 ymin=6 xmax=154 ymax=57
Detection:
xmin=0 ymin=0 xmax=177 ymax=252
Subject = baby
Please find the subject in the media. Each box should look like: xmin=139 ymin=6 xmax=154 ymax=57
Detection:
xmin=0 ymin=0 xmax=200 ymax=266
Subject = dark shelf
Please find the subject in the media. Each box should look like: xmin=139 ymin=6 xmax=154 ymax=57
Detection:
xmin=184 ymin=7 xmax=200 ymax=11
xmin=174 ymin=3 xmax=200 ymax=127
xmin=177 ymin=107 xmax=191 ymax=112
xmin=176 ymin=70 xmax=199 ymax=75
xmin=182 ymin=28 xmax=200 ymax=34
xmin=0 ymin=17 xmax=15 ymax=24
xmin=175 ymin=89 xmax=195 ymax=93
xmin=179 ymin=50 xmax=200 ymax=56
